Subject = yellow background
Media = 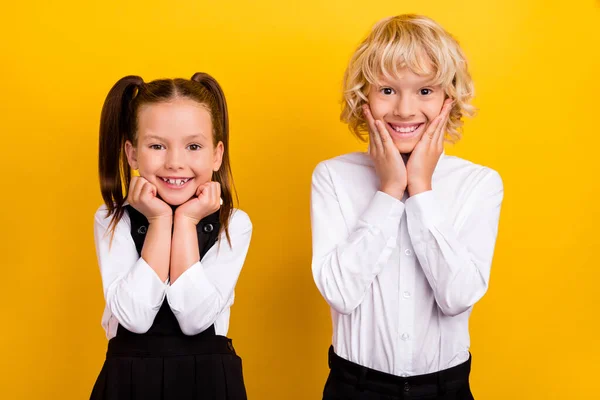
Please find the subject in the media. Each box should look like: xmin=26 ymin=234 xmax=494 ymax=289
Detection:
xmin=1 ymin=0 xmax=598 ymax=399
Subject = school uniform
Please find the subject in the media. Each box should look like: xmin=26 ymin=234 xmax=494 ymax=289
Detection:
xmin=91 ymin=204 xmax=252 ymax=400
xmin=311 ymin=152 xmax=503 ymax=399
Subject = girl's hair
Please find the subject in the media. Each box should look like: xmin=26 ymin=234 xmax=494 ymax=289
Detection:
xmin=98 ymin=73 xmax=236 ymax=244
xmin=341 ymin=14 xmax=475 ymax=143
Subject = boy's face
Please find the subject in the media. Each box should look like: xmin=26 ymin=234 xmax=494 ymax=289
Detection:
xmin=367 ymin=67 xmax=446 ymax=154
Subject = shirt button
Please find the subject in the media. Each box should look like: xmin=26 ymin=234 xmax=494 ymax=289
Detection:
xmin=203 ymin=223 xmax=214 ymax=233
xmin=404 ymin=382 xmax=410 ymax=392
xmin=404 ymin=249 xmax=412 ymax=256
xmin=137 ymin=226 xmax=147 ymax=234
xmin=403 ymin=291 xmax=411 ymax=299
xmin=401 ymin=332 xmax=410 ymax=341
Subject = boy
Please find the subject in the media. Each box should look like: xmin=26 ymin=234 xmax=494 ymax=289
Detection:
xmin=311 ymin=14 xmax=503 ymax=399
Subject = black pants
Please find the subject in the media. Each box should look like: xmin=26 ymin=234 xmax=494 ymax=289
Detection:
xmin=323 ymin=346 xmax=474 ymax=400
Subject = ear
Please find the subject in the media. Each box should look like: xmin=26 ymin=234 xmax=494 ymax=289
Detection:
xmin=213 ymin=141 xmax=224 ymax=172
xmin=124 ymin=140 xmax=139 ymax=170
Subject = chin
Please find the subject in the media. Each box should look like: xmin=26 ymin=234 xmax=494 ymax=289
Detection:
xmin=157 ymin=190 xmax=195 ymax=206
xmin=393 ymin=141 xmax=418 ymax=154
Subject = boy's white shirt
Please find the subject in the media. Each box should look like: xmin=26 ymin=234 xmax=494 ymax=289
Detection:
xmin=311 ymin=151 xmax=503 ymax=376
xmin=93 ymin=206 xmax=252 ymax=338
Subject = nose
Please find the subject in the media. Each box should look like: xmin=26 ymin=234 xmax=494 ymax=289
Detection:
xmin=165 ymin=148 xmax=184 ymax=170
xmin=393 ymin=95 xmax=417 ymax=119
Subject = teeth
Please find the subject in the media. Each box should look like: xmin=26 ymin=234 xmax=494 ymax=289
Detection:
xmin=392 ymin=124 xmax=419 ymax=133
xmin=162 ymin=178 xmax=190 ymax=186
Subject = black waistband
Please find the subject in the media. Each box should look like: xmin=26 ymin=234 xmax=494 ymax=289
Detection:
xmin=107 ymin=334 xmax=237 ymax=358
xmin=328 ymin=346 xmax=471 ymax=397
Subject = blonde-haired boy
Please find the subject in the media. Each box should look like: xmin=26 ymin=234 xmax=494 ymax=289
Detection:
xmin=311 ymin=14 xmax=503 ymax=399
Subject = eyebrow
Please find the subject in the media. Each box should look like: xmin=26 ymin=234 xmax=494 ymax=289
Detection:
xmin=378 ymin=77 xmax=439 ymax=87
xmin=142 ymin=133 xmax=207 ymax=142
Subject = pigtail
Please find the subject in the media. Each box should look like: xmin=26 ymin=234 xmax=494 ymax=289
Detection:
xmin=191 ymin=72 xmax=236 ymax=245
xmin=191 ymin=73 xmax=229 ymax=139
xmin=98 ymin=75 xmax=144 ymax=235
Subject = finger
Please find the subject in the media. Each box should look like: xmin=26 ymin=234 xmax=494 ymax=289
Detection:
xmin=205 ymin=183 xmax=217 ymax=201
xmin=433 ymin=100 xmax=454 ymax=147
xmin=430 ymin=102 xmax=452 ymax=145
xmin=137 ymin=178 xmax=151 ymax=198
xmin=132 ymin=177 xmax=147 ymax=203
xmin=211 ymin=182 xmax=223 ymax=207
xmin=206 ymin=184 xmax=217 ymax=209
xmin=139 ymin=181 xmax=155 ymax=203
xmin=363 ymin=104 xmax=382 ymax=156
xmin=375 ymin=120 xmax=394 ymax=155
xmin=127 ymin=176 xmax=139 ymax=202
xmin=199 ymin=183 xmax=210 ymax=201
xmin=370 ymin=118 xmax=383 ymax=155
xmin=212 ymin=183 xmax=222 ymax=208
xmin=148 ymin=182 xmax=157 ymax=197
xmin=196 ymin=181 xmax=210 ymax=197
xmin=423 ymin=115 xmax=443 ymax=142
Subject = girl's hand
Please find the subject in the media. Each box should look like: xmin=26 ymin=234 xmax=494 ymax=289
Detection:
xmin=363 ymin=104 xmax=407 ymax=200
xmin=175 ymin=182 xmax=222 ymax=225
xmin=127 ymin=176 xmax=172 ymax=222
xmin=406 ymin=98 xmax=454 ymax=196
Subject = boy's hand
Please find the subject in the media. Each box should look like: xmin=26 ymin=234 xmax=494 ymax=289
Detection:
xmin=406 ymin=99 xmax=453 ymax=196
xmin=363 ymin=104 xmax=407 ymax=200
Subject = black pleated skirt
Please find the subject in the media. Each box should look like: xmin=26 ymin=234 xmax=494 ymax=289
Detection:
xmin=90 ymin=333 xmax=247 ymax=400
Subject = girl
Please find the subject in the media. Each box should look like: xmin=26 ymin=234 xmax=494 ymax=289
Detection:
xmin=91 ymin=73 xmax=251 ymax=399
xmin=311 ymin=15 xmax=503 ymax=399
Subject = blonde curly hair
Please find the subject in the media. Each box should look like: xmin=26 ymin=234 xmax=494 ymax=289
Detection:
xmin=341 ymin=14 xmax=475 ymax=143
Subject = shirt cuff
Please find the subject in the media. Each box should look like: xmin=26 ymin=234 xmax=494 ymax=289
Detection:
xmin=129 ymin=257 xmax=168 ymax=309
xmin=360 ymin=191 xmax=405 ymax=238
xmin=166 ymin=261 xmax=212 ymax=314
xmin=405 ymin=190 xmax=444 ymax=228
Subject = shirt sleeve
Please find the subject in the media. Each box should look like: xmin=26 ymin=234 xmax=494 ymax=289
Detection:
xmin=93 ymin=207 xmax=167 ymax=333
xmin=405 ymin=169 xmax=504 ymax=316
xmin=310 ymin=161 xmax=405 ymax=315
xmin=166 ymin=210 xmax=252 ymax=336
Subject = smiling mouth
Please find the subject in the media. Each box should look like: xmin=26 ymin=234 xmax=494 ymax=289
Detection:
xmin=388 ymin=122 xmax=424 ymax=133
xmin=159 ymin=177 xmax=192 ymax=186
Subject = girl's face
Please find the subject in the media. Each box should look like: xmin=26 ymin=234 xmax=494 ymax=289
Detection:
xmin=367 ymin=66 xmax=446 ymax=154
xmin=125 ymin=98 xmax=223 ymax=206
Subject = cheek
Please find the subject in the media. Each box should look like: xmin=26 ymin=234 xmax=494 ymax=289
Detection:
xmin=423 ymin=100 xmax=445 ymax=121
xmin=136 ymin=151 xmax=161 ymax=173
xmin=191 ymin=158 xmax=215 ymax=177
xmin=367 ymin=95 xmax=389 ymax=119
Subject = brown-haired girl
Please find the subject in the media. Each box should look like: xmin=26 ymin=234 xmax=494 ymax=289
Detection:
xmin=90 ymin=73 xmax=251 ymax=399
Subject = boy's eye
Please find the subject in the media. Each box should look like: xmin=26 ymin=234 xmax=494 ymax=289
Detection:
xmin=188 ymin=144 xmax=202 ymax=151
xmin=149 ymin=144 xmax=164 ymax=150
xmin=381 ymin=87 xmax=395 ymax=95
xmin=420 ymin=88 xmax=433 ymax=95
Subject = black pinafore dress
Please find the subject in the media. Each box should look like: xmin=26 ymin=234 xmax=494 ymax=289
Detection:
xmin=91 ymin=206 xmax=247 ymax=400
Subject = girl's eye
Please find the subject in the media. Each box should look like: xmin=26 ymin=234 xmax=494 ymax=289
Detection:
xmin=381 ymin=87 xmax=395 ymax=95
xmin=188 ymin=144 xmax=202 ymax=151
xmin=149 ymin=144 xmax=163 ymax=150
xmin=420 ymin=88 xmax=433 ymax=95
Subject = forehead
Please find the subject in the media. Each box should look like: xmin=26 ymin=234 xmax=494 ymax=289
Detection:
xmin=137 ymin=99 xmax=212 ymax=139
xmin=375 ymin=66 xmax=438 ymax=87
xmin=365 ymin=42 xmax=443 ymax=86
